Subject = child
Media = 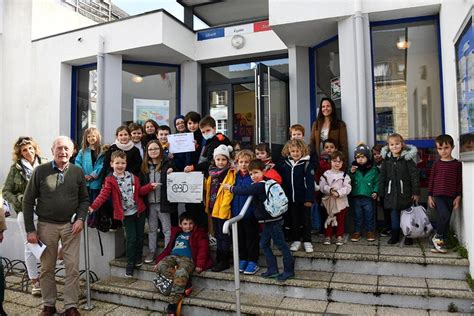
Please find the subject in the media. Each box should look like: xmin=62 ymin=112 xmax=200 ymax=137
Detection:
xmin=90 ymin=151 xmax=158 ymax=277
xmin=320 ymin=151 xmax=352 ymax=246
xmin=129 ymin=123 xmax=145 ymax=158
xmin=231 ymin=150 xmax=260 ymax=275
xmin=223 ymin=159 xmax=295 ymax=281
xmin=157 ymin=125 xmax=171 ymax=158
xmin=372 ymin=144 xmax=383 ymax=168
xmin=143 ymin=119 xmax=159 ymax=146
xmin=276 ymin=139 xmax=315 ymax=252
xmin=153 ymin=212 xmax=212 ymax=315
xmin=140 ymin=140 xmax=177 ymax=263
xmin=196 ymin=115 xmax=231 ymax=175
xmin=204 ymin=145 xmax=235 ymax=272
xmin=255 ymin=143 xmax=282 ymax=183
xmin=184 ymin=111 xmax=202 ymax=171
xmin=372 ymin=143 xmax=390 ymax=236
xmin=289 ymin=124 xmax=305 ymax=140
xmin=75 ymin=127 xmax=105 ymax=227
xmin=379 ymin=133 xmax=420 ymax=245
xmin=428 ymin=134 xmax=462 ymax=253
xmin=349 ymin=144 xmax=379 ymax=242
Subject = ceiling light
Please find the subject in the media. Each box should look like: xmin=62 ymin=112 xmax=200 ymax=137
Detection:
xmin=131 ymin=75 xmax=143 ymax=83
xmin=396 ymin=36 xmax=410 ymax=50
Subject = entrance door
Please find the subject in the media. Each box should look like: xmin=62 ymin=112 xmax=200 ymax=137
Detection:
xmin=255 ymin=63 xmax=289 ymax=159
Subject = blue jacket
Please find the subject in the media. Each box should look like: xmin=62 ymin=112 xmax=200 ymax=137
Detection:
xmin=75 ymin=147 xmax=105 ymax=190
xmin=276 ymin=155 xmax=315 ymax=203
xmin=231 ymin=171 xmax=255 ymax=218
xmin=232 ymin=182 xmax=281 ymax=223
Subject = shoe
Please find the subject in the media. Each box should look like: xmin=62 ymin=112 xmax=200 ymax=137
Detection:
xmin=404 ymin=237 xmax=413 ymax=246
xmin=166 ymin=303 xmax=177 ymax=316
xmin=135 ymin=258 xmax=144 ymax=267
xmin=239 ymin=260 xmax=248 ymax=273
xmin=380 ymin=228 xmax=391 ymax=237
xmin=303 ymin=242 xmax=313 ymax=253
xmin=432 ymin=234 xmax=447 ymax=253
xmin=351 ymin=232 xmax=361 ymax=242
xmin=244 ymin=261 xmax=259 ymax=275
xmin=59 ymin=307 xmax=81 ymax=316
xmin=290 ymin=241 xmax=301 ymax=251
xmin=144 ymin=252 xmax=155 ymax=264
xmin=39 ymin=306 xmax=57 ymax=316
xmin=277 ymin=271 xmax=295 ymax=282
xmin=387 ymin=229 xmax=400 ymax=244
xmin=31 ymin=281 xmax=41 ymax=296
xmin=335 ymin=236 xmax=344 ymax=246
xmin=125 ymin=264 xmax=134 ymax=278
xmin=209 ymin=234 xmax=217 ymax=249
xmin=261 ymin=270 xmax=279 ymax=278
xmin=211 ymin=251 xmax=230 ymax=272
xmin=323 ymin=237 xmax=331 ymax=245
xmin=366 ymin=232 xmax=376 ymax=242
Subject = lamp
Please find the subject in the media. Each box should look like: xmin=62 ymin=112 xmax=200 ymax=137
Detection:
xmin=131 ymin=75 xmax=143 ymax=83
xmin=396 ymin=36 xmax=410 ymax=50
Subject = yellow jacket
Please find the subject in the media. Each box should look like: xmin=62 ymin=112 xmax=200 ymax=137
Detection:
xmin=205 ymin=168 xmax=236 ymax=220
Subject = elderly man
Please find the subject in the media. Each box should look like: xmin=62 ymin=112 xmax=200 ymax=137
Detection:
xmin=23 ymin=136 xmax=89 ymax=316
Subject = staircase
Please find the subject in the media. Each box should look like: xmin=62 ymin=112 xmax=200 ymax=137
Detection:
xmin=90 ymin=235 xmax=473 ymax=315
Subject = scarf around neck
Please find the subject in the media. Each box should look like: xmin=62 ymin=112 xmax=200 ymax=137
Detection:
xmin=21 ymin=157 xmax=39 ymax=181
xmin=114 ymin=139 xmax=135 ymax=151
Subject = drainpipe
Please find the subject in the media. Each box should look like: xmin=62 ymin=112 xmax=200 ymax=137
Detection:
xmin=96 ymin=35 xmax=104 ymax=134
xmin=354 ymin=0 xmax=368 ymax=143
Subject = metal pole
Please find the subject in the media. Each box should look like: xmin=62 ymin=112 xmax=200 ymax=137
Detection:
xmin=82 ymin=215 xmax=95 ymax=310
xmin=231 ymin=222 xmax=241 ymax=316
xmin=267 ymin=68 xmax=272 ymax=150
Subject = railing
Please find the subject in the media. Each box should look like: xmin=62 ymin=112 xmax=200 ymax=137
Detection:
xmin=222 ymin=196 xmax=253 ymax=316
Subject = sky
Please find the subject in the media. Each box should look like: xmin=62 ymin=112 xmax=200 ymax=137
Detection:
xmin=112 ymin=0 xmax=208 ymax=30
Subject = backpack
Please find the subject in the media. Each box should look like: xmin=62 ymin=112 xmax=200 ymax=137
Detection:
xmin=400 ymin=204 xmax=433 ymax=238
xmin=262 ymin=180 xmax=288 ymax=217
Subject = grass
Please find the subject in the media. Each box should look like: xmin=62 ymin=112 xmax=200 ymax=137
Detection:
xmin=445 ymin=230 xmax=469 ymax=259
xmin=466 ymin=273 xmax=474 ymax=291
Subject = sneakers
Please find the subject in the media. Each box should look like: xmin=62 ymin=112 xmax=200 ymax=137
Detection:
xmin=277 ymin=271 xmax=295 ymax=282
xmin=351 ymin=232 xmax=361 ymax=242
xmin=60 ymin=307 xmax=81 ymax=316
xmin=135 ymin=257 xmax=144 ymax=267
xmin=290 ymin=241 xmax=301 ymax=251
xmin=38 ymin=306 xmax=57 ymax=316
xmin=239 ymin=260 xmax=248 ymax=273
xmin=431 ymin=234 xmax=447 ymax=253
xmin=209 ymin=235 xmax=217 ymax=249
xmin=366 ymin=232 xmax=376 ymax=242
xmin=323 ymin=237 xmax=331 ymax=245
xmin=144 ymin=252 xmax=155 ymax=264
xmin=125 ymin=264 xmax=134 ymax=278
xmin=31 ymin=281 xmax=41 ymax=296
xmin=335 ymin=236 xmax=344 ymax=246
xmin=261 ymin=270 xmax=279 ymax=278
xmin=380 ymin=228 xmax=391 ymax=237
xmin=244 ymin=261 xmax=260 ymax=275
xmin=303 ymin=242 xmax=313 ymax=253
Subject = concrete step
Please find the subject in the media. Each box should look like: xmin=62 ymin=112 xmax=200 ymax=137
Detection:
xmin=108 ymin=259 xmax=474 ymax=312
xmin=90 ymin=276 xmax=467 ymax=315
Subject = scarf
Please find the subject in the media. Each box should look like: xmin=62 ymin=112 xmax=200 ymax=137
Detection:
xmin=21 ymin=157 xmax=39 ymax=181
xmin=208 ymin=166 xmax=230 ymax=211
xmin=114 ymin=139 xmax=135 ymax=151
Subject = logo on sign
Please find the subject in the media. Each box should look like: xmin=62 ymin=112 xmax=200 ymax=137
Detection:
xmin=172 ymin=183 xmax=189 ymax=193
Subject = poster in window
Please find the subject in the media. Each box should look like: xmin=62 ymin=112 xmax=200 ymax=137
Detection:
xmin=330 ymin=77 xmax=341 ymax=100
xmin=133 ymin=99 xmax=170 ymax=126
xmin=455 ymin=14 xmax=474 ymax=159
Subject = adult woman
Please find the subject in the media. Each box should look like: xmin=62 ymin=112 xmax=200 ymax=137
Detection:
xmin=310 ymin=97 xmax=348 ymax=157
xmin=2 ymin=136 xmax=46 ymax=296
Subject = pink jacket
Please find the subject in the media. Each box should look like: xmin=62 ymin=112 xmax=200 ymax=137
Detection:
xmin=320 ymin=170 xmax=352 ymax=211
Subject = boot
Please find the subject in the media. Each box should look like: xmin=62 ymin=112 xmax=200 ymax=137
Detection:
xmin=261 ymin=255 xmax=279 ymax=278
xmin=211 ymin=250 xmax=222 ymax=272
xmin=212 ymin=251 xmax=230 ymax=272
xmin=387 ymin=229 xmax=400 ymax=244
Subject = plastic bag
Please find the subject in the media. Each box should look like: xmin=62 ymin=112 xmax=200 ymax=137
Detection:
xmin=400 ymin=204 xmax=433 ymax=238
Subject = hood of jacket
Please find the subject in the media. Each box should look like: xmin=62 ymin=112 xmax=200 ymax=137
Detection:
xmin=381 ymin=144 xmax=417 ymax=162
xmin=287 ymin=155 xmax=310 ymax=167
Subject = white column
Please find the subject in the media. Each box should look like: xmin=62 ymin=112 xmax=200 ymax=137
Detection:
xmin=102 ymin=53 xmax=122 ymax=143
xmin=59 ymin=63 xmax=72 ymax=136
xmin=180 ymin=60 xmax=201 ymax=115
xmin=288 ymin=45 xmax=311 ymax=142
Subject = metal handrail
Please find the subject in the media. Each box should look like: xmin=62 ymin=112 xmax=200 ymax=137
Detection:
xmin=222 ymin=196 xmax=253 ymax=316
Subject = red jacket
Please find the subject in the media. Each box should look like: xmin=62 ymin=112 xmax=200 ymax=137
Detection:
xmin=90 ymin=174 xmax=154 ymax=220
xmin=156 ymin=226 xmax=213 ymax=270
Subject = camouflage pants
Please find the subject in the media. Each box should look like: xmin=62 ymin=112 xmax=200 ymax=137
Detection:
xmin=157 ymin=255 xmax=194 ymax=303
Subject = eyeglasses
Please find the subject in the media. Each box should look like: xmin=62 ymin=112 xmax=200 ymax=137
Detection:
xmin=16 ymin=136 xmax=32 ymax=146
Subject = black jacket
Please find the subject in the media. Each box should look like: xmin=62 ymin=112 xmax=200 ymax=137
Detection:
xmin=276 ymin=155 xmax=315 ymax=203
xmin=232 ymin=182 xmax=282 ymax=223
xmin=101 ymin=144 xmax=142 ymax=180
xmin=196 ymin=133 xmax=231 ymax=176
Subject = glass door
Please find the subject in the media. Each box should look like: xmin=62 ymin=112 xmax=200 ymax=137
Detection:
xmin=255 ymin=64 xmax=289 ymax=159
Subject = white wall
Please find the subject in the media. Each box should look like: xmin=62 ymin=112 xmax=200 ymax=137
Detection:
xmin=439 ymin=0 xmax=473 ymax=272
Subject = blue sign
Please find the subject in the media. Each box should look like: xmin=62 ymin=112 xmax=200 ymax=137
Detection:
xmin=197 ymin=28 xmax=225 ymax=41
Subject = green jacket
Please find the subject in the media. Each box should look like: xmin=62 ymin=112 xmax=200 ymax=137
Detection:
xmin=350 ymin=165 xmax=379 ymax=198
xmin=2 ymin=157 xmax=47 ymax=212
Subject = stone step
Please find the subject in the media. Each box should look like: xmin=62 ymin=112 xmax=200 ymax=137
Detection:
xmin=108 ymin=259 xmax=474 ymax=312
xmin=90 ymin=276 xmax=467 ymax=315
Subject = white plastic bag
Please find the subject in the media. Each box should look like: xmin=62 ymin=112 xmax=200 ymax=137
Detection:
xmin=400 ymin=204 xmax=433 ymax=238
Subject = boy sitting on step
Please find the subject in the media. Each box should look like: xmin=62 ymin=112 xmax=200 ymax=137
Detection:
xmin=153 ymin=211 xmax=213 ymax=315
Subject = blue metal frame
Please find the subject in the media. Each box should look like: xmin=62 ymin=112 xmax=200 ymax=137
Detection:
xmin=308 ymin=35 xmax=338 ymax=126
xmin=71 ymin=60 xmax=181 ymax=141
xmin=369 ymin=15 xmax=444 ymax=148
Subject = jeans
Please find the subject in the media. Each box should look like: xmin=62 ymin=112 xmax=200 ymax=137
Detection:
xmin=260 ymin=220 xmax=294 ymax=274
xmin=353 ymin=196 xmax=375 ymax=232
xmin=433 ymin=196 xmax=454 ymax=240
xmin=123 ymin=212 xmax=146 ymax=266
xmin=390 ymin=208 xmax=400 ymax=231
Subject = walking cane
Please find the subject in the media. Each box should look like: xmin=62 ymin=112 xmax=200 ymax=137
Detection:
xmin=82 ymin=213 xmax=95 ymax=311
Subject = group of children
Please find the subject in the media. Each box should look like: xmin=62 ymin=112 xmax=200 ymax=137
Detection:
xmin=72 ymin=112 xmax=461 ymax=316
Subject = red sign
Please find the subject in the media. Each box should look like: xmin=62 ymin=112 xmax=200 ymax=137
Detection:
xmin=253 ymin=20 xmax=271 ymax=32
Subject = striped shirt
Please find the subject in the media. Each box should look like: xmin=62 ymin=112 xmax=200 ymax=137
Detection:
xmin=428 ymin=159 xmax=462 ymax=198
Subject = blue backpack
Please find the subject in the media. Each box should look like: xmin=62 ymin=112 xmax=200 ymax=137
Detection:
xmin=262 ymin=180 xmax=289 ymax=217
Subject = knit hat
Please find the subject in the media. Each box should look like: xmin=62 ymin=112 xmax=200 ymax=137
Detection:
xmin=354 ymin=143 xmax=372 ymax=160
xmin=213 ymin=145 xmax=233 ymax=160
xmin=173 ymin=115 xmax=185 ymax=127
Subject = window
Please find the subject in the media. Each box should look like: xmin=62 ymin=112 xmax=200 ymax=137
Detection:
xmin=73 ymin=64 xmax=97 ymax=142
xmin=371 ymin=17 xmax=443 ymax=143
xmin=122 ymin=62 xmax=179 ymax=127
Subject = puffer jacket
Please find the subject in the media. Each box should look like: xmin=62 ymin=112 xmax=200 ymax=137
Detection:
xmin=379 ymin=144 xmax=420 ymax=211
xmin=205 ymin=168 xmax=236 ymax=220
xmin=75 ymin=147 xmax=105 ymax=190
xmin=231 ymin=171 xmax=255 ymax=218
xmin=2 ymin=156 xmax=47 ymax=212
xmin=276 ymin=155 xmax=315 ymax=203
xmin=350 ymin=163 xmax=379 ymax=198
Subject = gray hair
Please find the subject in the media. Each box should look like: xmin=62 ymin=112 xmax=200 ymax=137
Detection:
xmin=51 ymin=136 xmax=74 ymax=150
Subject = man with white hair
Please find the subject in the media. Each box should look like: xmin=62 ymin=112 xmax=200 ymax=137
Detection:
xmin=23 ymin=136 xmax=89 ymax=316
